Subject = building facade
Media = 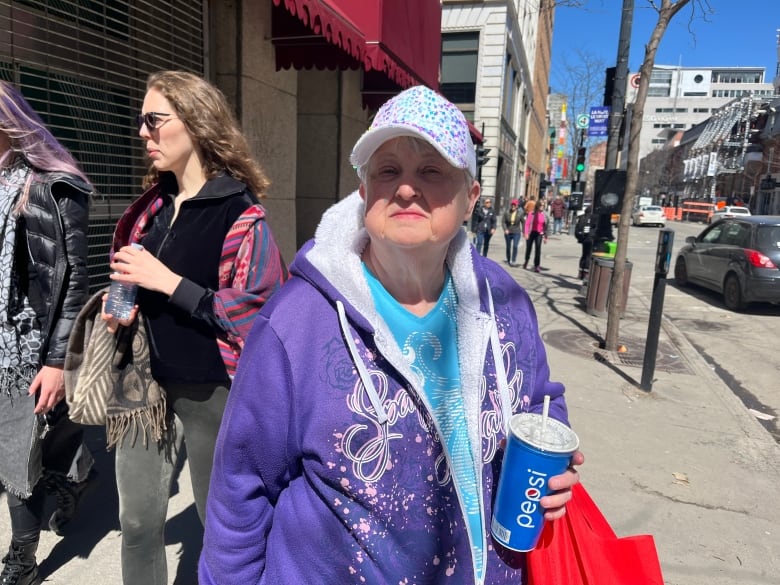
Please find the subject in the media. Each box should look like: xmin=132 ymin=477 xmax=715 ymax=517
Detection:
xmin=0 ymin=0 xmax=208 ymax=285
xmin=0 ymin=0 xmax=444 ymax=286
xmin=640 ymin=92 xmax=780 ymax=215
xmin=545 ymin=93 xmax=567 ymax=190
xmin=754 ymin=97 xmax=780 ymax=215
xmin=525 ymin=0 xmax=554 ymax=202
xmin=631 ymin=65 xmax=775 ymax=163
xmin=441 ymin=0 xmax=545 ymax=211
xmin=774 ymin=28 xmax=780 ymax=95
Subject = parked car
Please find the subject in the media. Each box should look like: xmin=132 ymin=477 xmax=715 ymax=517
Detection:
xmin=631 ymin=205 xmax=666 ymax=227
xmin=674 ymin=216 xmax=780 ymax=310
xmin=709 ymin=205 xmax=751 ymax=223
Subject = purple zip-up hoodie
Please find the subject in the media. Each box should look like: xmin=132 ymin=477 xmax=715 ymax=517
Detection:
xmin=199 ymin=192 xmax=569 ymax=585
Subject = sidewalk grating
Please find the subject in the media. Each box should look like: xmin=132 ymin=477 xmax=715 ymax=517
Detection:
xmin=541 ymin=329 xmax=693 ymax=374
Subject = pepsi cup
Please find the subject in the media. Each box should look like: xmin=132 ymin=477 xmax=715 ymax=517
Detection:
xmin=491 ymin=413 xmax=579 ymax=553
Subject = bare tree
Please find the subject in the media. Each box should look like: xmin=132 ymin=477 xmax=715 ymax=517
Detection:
xmin=639 ymin=148 xmax=675 ymax=199
xmin=551 ymin=49 xmax=608 ymax=178
xmin=604 ymin=0 xmax=714 ymax=351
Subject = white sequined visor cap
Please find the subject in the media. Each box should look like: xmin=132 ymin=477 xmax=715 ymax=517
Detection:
xmin=350 ymin=86 xmax=477 ymax=178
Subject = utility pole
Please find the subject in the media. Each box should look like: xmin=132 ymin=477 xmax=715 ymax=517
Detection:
xmin=605 ymin=0 xmax=634 ymax=170
xmin=603 ymin=0 xmax=693 ymax=356
xmin=595 ymin=0 xmax=634 ymax=247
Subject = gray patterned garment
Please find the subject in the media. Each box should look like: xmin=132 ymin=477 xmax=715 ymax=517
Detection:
xmin=0 ymin=158 xmax=45 ymax=497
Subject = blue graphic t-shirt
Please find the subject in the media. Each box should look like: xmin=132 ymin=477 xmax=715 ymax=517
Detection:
xmin=362 ymin=265 xmax=485 ymax=580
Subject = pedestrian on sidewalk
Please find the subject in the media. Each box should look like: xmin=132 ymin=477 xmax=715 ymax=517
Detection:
xmin=200 ymin=85 xmax=583 ymax=585
xmin=524 ymin=195 xmax=537 ymax=216
xmin=503 ymin=198 xmax=523 ymax=265
xmin=550 ymin=194 xmax=565 ymax=234
xmin=0 ymin=80 xmax=96 ymax=585
xmin=101 ymin=71 xmax=287 ymax=585
xmin=523 ymin=199 xmax=549 ymax=272
xmin=473 ymin=197 xmax=496 ymax=256
xmin=575 ymin=207 xmax=595 ymax=280
xmin=469 ymin=197 xmax=482 ymax=243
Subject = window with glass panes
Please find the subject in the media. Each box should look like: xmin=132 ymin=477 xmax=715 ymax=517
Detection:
xmin=441 ymin=32 xmax=479 ymax=119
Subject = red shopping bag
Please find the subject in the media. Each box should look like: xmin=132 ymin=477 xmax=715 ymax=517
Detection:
xmin=526 ymin=483 xmax=664 ymax=585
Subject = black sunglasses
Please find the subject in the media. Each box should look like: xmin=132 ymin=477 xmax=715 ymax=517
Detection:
xmin=136 ymin=112 xmax=177 ymax=131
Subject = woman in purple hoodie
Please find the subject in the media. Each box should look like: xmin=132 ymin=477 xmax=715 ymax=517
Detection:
xmin=200 ymin=86 xmax=584 ymax=585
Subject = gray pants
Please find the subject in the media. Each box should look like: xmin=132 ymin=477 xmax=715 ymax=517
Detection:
xmin=5 ymin=415 xmax=92 ymax=545
xmin=115 ymin=382 xmax=229 ymax=585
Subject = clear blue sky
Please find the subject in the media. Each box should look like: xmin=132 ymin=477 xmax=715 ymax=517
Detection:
xmin=551 ymin=1 xmax=779 ymax=91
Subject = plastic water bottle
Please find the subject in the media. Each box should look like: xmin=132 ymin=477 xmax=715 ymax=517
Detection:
xmin=105 ymin=243 xmax=143 ymax=320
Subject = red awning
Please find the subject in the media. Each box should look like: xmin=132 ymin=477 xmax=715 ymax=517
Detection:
xmin=271 ymin=0 xmax=365 ymax=69
xmin=354 ymin=0 xmax=440 ymax=90
xmin=271 ymin=0 xmax=440 ymax=91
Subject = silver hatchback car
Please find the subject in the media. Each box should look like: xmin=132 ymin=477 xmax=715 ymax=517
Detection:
xmin=674 ymin=216 xmax=780 ymax=310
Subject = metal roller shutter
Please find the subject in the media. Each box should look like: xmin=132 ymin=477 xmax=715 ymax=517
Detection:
xmin=0 ymin=0 xmax=205 ymax=291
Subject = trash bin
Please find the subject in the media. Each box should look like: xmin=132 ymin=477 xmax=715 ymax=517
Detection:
xmin=585 ymin=255 xmax=632 ymax=317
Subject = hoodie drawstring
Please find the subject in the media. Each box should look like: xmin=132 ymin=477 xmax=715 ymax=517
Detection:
xmin=336 ymin=301 xmax=388 ymax=425
xmin=486 ymin=284 xmax=513 ymax=436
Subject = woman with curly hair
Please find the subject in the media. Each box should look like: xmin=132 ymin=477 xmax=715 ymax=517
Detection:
xmin=102 ymin=71 xmax=287 ymax=585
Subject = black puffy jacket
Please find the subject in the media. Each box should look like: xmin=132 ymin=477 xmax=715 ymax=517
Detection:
xmin=574 ymin=211 xmax=594 ymax=244
xmin=18 ymin=172 xmax=91 ymax=366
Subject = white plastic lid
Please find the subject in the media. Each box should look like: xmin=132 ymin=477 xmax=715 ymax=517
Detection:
xmin=509 ymin=413 xmax=579 ymax=453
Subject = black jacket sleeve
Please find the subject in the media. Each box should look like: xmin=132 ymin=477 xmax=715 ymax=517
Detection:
xmin=43 ymin=181 xmax=90 ymax=365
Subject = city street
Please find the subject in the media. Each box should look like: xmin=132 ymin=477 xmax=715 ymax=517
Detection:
xmin=1 ymin=215 xmax=779 ymax=585
xmin=2 ymin=0 xmax=779 ymax=583
xmin=507 ymin=220 xmax=780 ymax=585
xmin=619 ymin=219 xmax=780 ymax=443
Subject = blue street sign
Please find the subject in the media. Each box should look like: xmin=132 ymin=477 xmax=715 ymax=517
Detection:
xmin=588 ymin=106 xmax=610 ymax=137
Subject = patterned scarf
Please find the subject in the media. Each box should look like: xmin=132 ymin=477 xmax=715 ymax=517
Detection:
xmin=0 ymin=159 xmax=41 ymax=398
xmin=0 ymin=158 xmax=46 ymax=497
xmin=215 ymin=204 xmax=271 ymax=376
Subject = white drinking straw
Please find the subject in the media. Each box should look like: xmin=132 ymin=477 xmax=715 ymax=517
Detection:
xmin=540 ymin=395 xmax=550 ymax=442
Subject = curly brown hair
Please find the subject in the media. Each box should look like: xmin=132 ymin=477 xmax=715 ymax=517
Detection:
xmin=141 ymin=71 xmax=269 ymax=196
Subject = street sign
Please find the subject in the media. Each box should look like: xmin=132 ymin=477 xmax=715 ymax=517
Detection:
xmin=588 ymin=106 xmax=610 ymax=137
xmin=576 ymin=114 xmax=589 ymax=129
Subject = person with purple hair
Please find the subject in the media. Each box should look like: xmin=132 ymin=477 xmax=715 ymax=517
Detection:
xmin=0 ymin=80 xmax=96 ymax=585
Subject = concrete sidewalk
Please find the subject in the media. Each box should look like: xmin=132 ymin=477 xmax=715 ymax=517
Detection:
xmin=493 ymin=229 xmax=780 ymax=585
xmin=2 ymin=229 xmax=779 ymax=585
xmin=0 ymin=427 xmax=201 ymax=584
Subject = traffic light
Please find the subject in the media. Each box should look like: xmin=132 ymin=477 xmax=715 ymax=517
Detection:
xmin=476 ymin=145 xmax=492 ymax=168
xmin=575 ymin=147 xmax=587 ymax=174
xmin=476 ymin=144 xmax=492 ymax=182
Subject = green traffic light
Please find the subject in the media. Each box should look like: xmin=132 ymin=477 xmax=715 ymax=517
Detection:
xmin=575 ymin=146 xmax=586 ymax=174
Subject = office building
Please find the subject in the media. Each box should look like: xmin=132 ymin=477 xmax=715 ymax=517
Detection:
xmin=632 ymin=65 xmax=775 ymax=163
